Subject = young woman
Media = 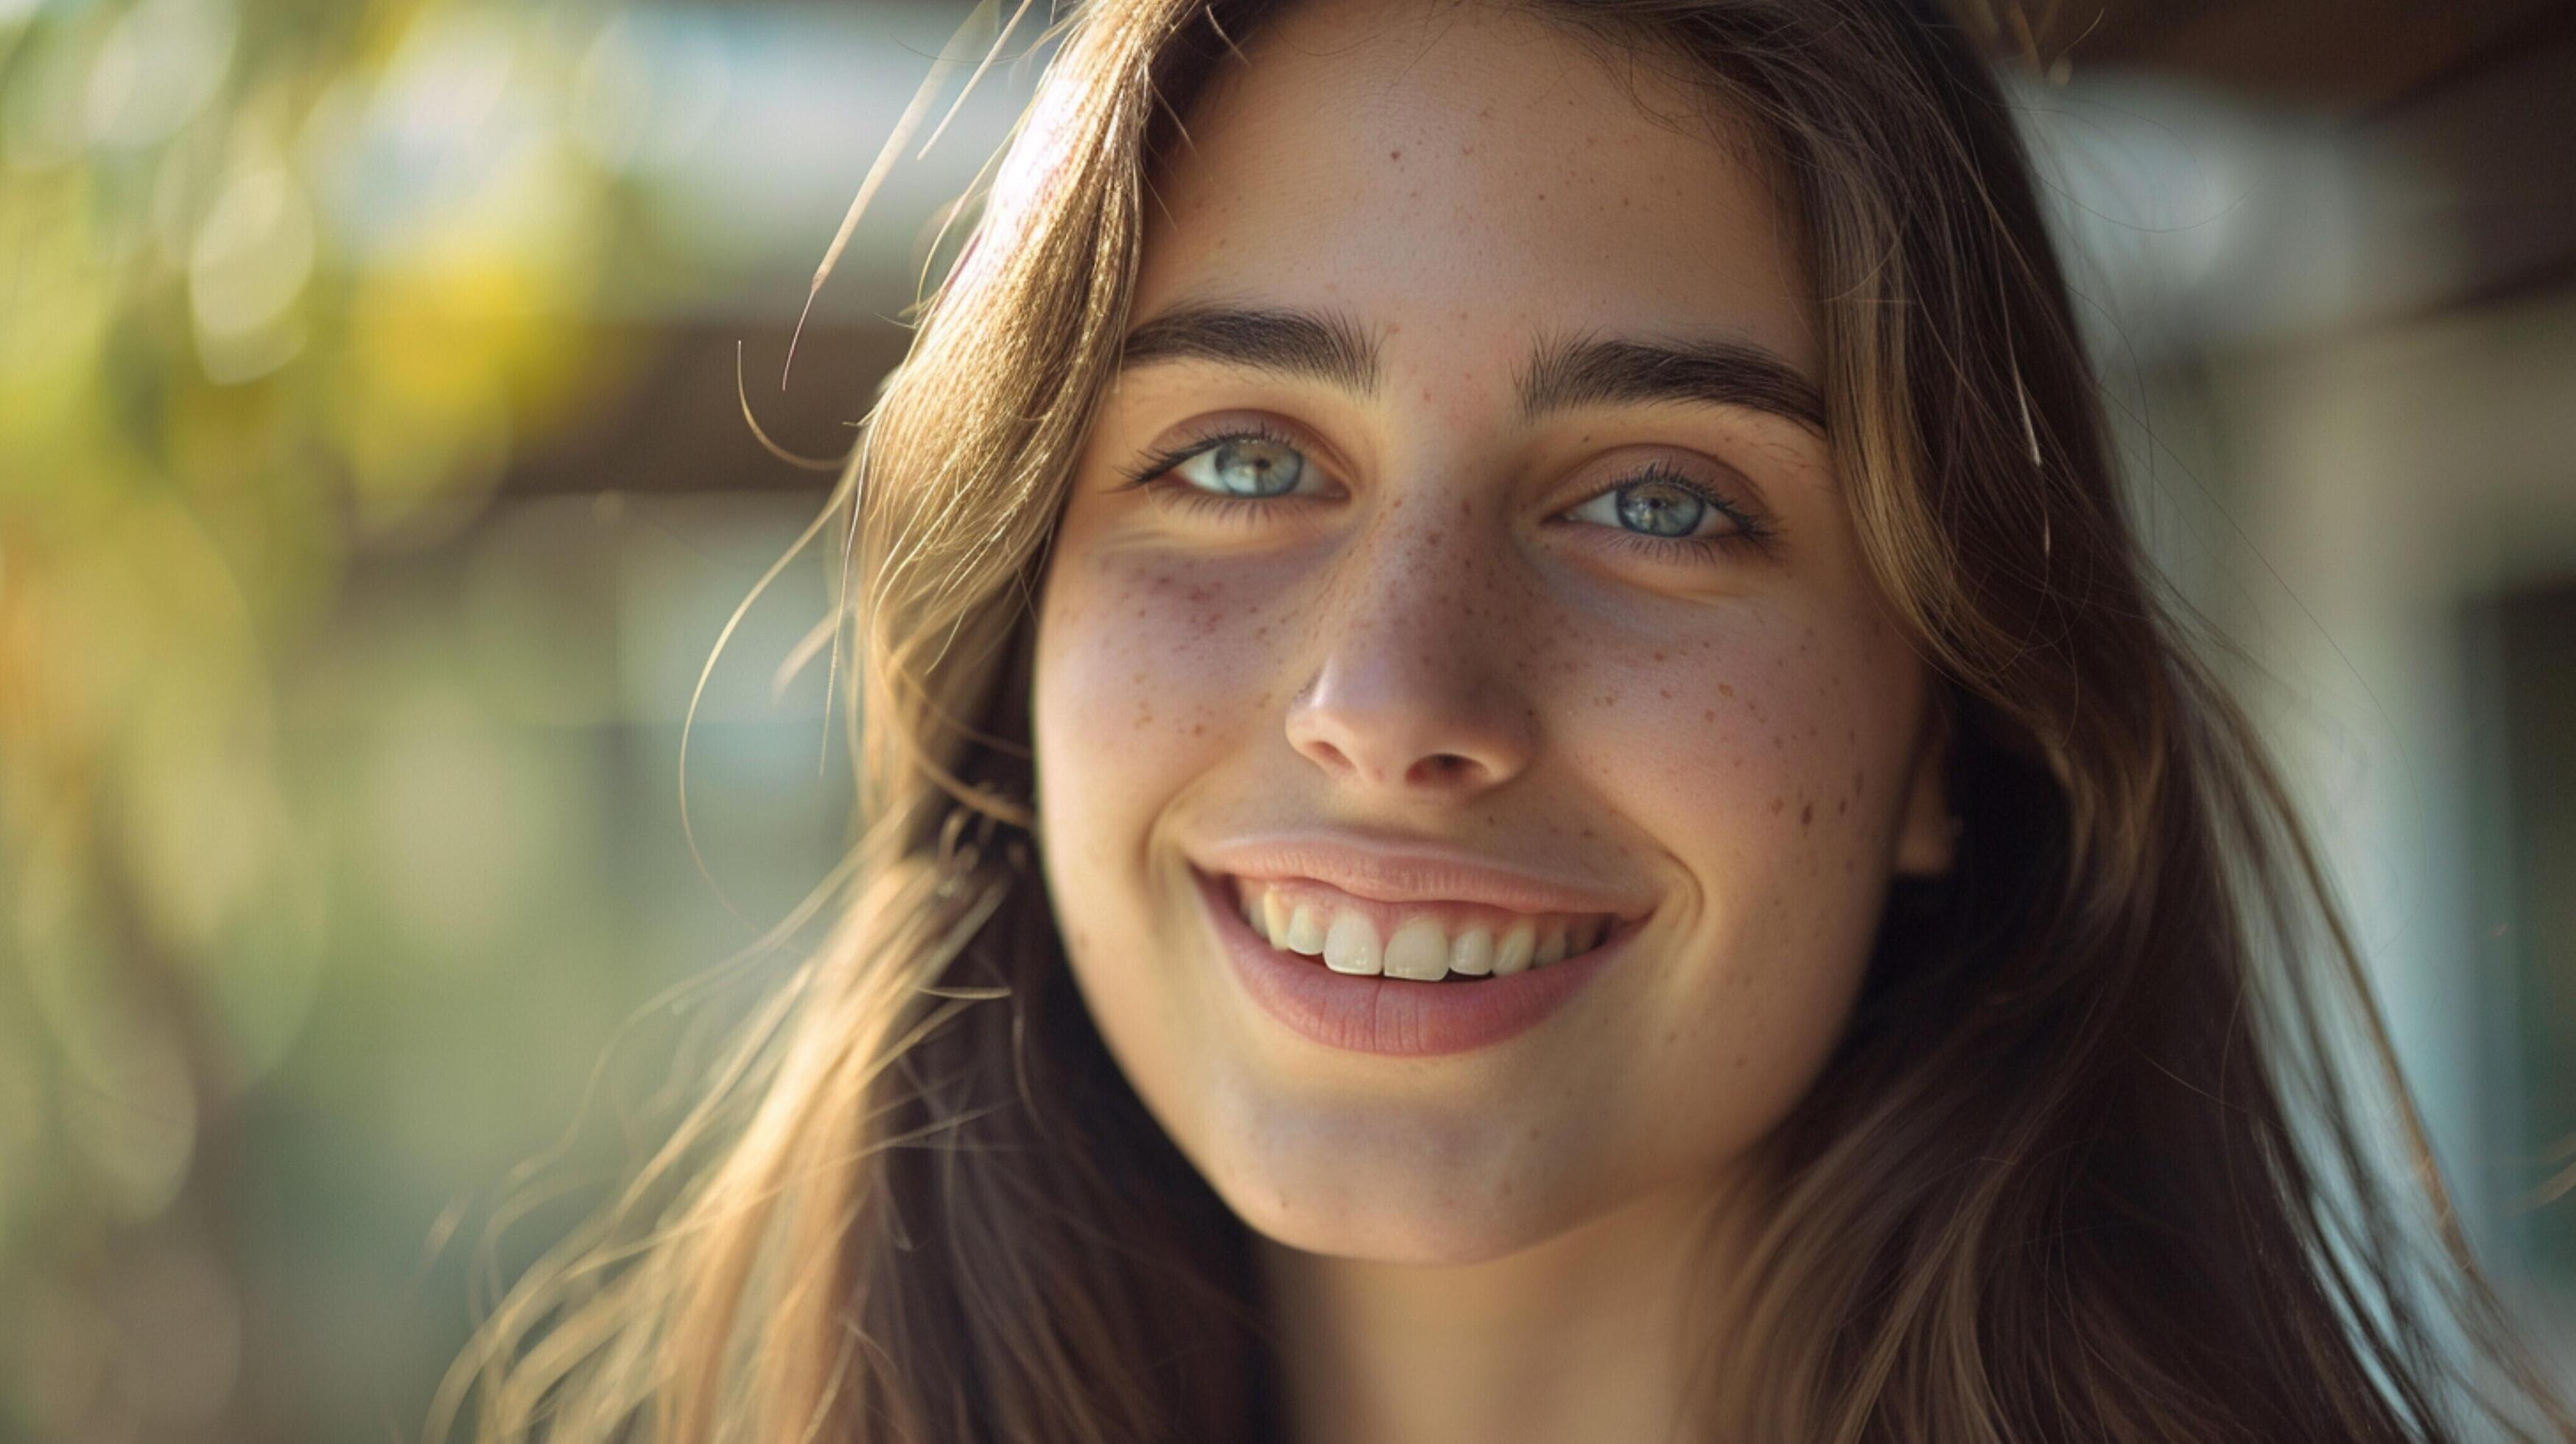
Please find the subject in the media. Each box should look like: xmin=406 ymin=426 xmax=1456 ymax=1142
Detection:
xmin=443 ymin=0 xmax=2574 ymax=1438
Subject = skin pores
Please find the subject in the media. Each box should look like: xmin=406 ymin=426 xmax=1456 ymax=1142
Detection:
xmin=1031 ymin=0 xmax=1953 ymax=1266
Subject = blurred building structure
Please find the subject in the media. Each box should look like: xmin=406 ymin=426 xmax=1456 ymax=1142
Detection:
xmin=1990 ymin=0 xmax=2576 ymax=1342
xmin=1 ymin=0 xmax=2572 ymax=1438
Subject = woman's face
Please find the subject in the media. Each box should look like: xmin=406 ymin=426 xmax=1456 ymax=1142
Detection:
xmin=1032 ymin=0 xmax=1952 ymax=1264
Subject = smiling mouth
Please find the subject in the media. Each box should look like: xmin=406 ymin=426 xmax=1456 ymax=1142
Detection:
xmin=1218 ymin=872 xmax=1622 ymax=983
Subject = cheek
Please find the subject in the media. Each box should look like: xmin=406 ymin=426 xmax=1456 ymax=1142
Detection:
xmin=1550 ymin=609 xmax=1902 ymax=869
xmin=1547 ymin=614 xmax=1919 ymax=1181
xmin=1031 ymin=535 xmax=1311 ymax=1132
xmin=1545 ymin=606 xmax=1917 ymax=1058
xmin=1035 ymin=545 xmax=1274 ymax=789
xmin=1032 ymin=537 xmax=1309 ymax=933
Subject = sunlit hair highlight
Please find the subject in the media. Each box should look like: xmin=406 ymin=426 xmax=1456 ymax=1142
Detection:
xmin=437 ymin=1 xmax=2575 ymax=1440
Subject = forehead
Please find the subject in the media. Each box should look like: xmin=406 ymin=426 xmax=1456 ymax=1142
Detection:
xmin=1135 ymin=0 xmax=1815 ymax=376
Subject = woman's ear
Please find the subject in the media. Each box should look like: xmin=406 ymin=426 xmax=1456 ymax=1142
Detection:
xmin=1892 ymin=699 xmax=1958 ymax=879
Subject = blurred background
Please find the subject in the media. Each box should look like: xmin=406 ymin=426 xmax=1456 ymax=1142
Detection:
xmin=0 ymin=0 xmax=2571 ymax=1437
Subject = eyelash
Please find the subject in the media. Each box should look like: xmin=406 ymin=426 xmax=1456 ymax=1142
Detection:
xmin=1114 ymin=421 xmax=1313 ymax=501
xmin=1115 ymin=426 xmax=1776 ymax=558
xmin=1579 ymin=463 xmax=1775 ymax=560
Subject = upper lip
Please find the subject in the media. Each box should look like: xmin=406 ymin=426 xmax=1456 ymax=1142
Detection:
xmin=1190 ymin=830 xmax=1653 ymax=919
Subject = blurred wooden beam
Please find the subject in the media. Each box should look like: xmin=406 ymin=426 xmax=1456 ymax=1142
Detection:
xmin=501 ymin=320 xmax=910 ymax=497
xmin=1952 ymin=0 xmax=2576 ymax=113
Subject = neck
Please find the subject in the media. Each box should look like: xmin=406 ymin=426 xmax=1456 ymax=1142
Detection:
xmin=1256 ymin=1183 xmax=1746 ymax=1444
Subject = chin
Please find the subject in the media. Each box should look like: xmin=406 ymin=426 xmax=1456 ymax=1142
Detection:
xmin=1226 ymin=1183 xmax=1575 ymax=1266
xmin=1177 ymin=1096 xmax=1595 ymax=1265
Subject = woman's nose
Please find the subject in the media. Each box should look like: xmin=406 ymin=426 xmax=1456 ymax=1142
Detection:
xmin=1282 ymin=513 xmax=1538 ymax=799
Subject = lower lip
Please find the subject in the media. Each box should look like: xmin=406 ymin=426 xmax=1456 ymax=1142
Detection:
xmin=1194 ymin=868 xmax=1629 ymax=1057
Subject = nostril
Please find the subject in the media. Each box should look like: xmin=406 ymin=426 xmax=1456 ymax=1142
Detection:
xmin=1413 ymin=753 xmax=1474 ymax=784
xmin=1302 ymin=739 xmax=1353 ymax=774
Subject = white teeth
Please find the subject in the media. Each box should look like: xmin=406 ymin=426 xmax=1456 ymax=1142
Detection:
xmin=1383 ymin=918 xmax=1449 ymax=981
xmin=1447 ymin=927 xmax=1495 ymax=976
xmin=1532 ymin=922 xmax=1568 ymax=968
xmin=1285 ymin=902 xmax=1327 ymax=955
xmin=1235 ymin=877 xmax=1618 ymax=979
xmin=1322 ymin=910 xmax=1382 ymax=975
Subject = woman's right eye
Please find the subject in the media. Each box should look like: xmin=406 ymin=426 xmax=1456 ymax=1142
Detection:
xmin=1165 ymin=435 xmax=1313 ymax=498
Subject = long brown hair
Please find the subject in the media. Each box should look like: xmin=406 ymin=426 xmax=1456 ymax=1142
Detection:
xmin=435 ymin=1 xmax=2575 ymax=1438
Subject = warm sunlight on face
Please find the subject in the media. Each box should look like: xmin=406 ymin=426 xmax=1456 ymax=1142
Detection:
xmin=1032 ymin=0 xmax=1954 ymax=1264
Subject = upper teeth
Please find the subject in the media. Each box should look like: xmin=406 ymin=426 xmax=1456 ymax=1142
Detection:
xmin=1232 ymin=877 xmax=1615 ymax=981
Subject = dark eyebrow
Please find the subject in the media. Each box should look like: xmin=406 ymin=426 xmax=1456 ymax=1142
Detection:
xmin=1517 ymin=332 xmax=1826 ymax=433
xmin=1118 ymin=304 xmax=1381 ymax=395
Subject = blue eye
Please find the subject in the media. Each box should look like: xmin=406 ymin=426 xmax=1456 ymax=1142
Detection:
xmin=1565 ymin=470 xmax=1742 ymax=542
xmin=1171 ymin=435 xmax=1308 ymax=497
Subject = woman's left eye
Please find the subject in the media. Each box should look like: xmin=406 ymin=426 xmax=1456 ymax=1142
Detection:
xmin=1164 ymin=435 xmax=1314 ymax=497
xmin=1562 ymin=471 xmax=1750 ymax=544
